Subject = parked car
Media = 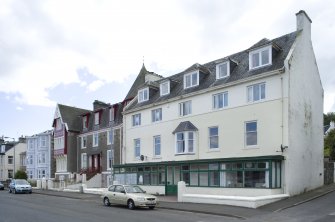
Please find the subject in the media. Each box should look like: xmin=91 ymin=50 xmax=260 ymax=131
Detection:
xmin=0 ymin=182 xmax=4 ymax=190
xmin=101 ymin=185 xmax=158 ymax=210
xmin=8 ymin=179 xmax=32 ymax=194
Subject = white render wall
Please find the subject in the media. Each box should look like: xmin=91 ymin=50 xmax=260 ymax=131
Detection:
xmin=26 ymin=132 xmax=53 ymax=179
xmin=284 ymin=13 xmax=324 ymax=195
xmin=124 ymin=74 xmax=286 ymax=164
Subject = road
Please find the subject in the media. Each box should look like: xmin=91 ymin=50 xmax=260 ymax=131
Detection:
xmin=0 ymin=191 xmax=238 ymax=222
xmin=2 ymin=190 xmax=335 ymax=222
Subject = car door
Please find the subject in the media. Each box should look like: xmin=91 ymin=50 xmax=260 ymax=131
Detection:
xmin=113 ymin=185 xmax=127 ymax=205
xmin=106 ymin=186 xmax=117 ymax=204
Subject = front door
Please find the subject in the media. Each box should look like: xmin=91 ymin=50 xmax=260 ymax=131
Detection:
xmin=165 ymin=166 xmax=180 ymax=196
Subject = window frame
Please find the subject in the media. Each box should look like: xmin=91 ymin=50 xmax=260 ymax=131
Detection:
xmin=245 ymin=121 xmax=258 ymax=147
xmin=81 ymin=136 xmax=87 ymax=149
xmin=94 ymin=112 xmax=100 ymax=125
xmin=249 ymin=46 xmax=272 ymax=70
xmin=209 ymin=126 xmax=219 ymax=149
xmin=107 ymin=150 xmax=112 ymax=170
xmin=179 ymin=101 xmax=192 ymax=116
xmin=132 ymin=113 xmax=141 ymax=127
xmin=151 ymin=108 xmax=162 ymax=122
xmin=184 ymin=71 xmax=199 ymax=89
xmin=216 ymin=61 xmax=230 ymax=79
xmin=81 ymin=153 xmax=87 ymax=169
xmin=83 ymin=116 xmax=88 ymax=129
xmin=107 ymin=130 xmax=114 ymax=145
xmin=93 ymin=133 xmax=99 ymax=147
xmin=109 ymin=108 xmax=115 ymax=122
xmin=175 ymin=131 xmax=195 ymax=155
xmin=160 ymin=81 xmax=170 ymax=96
xmin=212 ymin=92 xmax=228 ymax=109
xmin=138 ymin=87 xmax=149 ymax=103
xmin=153 ymin=135 xmax=161 ymax=157
xmin=134 ymin=139 xmax=141 ymax=158
xmin=247 ymin=82 xmax=266 ymax=103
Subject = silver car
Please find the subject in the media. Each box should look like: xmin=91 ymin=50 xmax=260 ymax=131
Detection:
xmin=101 ymin=185 xmax=158 ymax=210
xmin=8 ymin=179 xmax=32 ymax=194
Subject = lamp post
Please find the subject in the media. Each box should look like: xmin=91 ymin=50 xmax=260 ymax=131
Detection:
xmin=4 ymin=137 xmax=15 ymax=178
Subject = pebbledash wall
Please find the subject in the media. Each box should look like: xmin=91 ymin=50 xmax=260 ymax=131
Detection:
xmin=113 ymin=11 xmax=323 ymax=203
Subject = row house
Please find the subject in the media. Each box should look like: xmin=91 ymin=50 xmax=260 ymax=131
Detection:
xmin=52 ymin=104 xmax=90 ymax=181
xmin=0 ymin=137 xmax=27 ymax=181
xmin=26 ymin=130 xmax=54 ymax=179
xmin=114 ymin=10 xmax=323 ymax=203
xmin=49 ymin=64 xmax=163 ymax=185
xmin=78 ymin=100 xmax=123 ymax=187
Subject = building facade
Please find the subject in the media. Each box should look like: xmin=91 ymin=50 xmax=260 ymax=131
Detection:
xmin=115 ymin=11 xmax=323 ymax=200
xmin=26 ymin=130 xmax=54 ymax=180
xmin=77 ymin=100 xmax=123 ymax=187
xmin=52 ymin=104 xmax=90 ymax=181
xmin=0 ymin=137 xmax=27 ymax=181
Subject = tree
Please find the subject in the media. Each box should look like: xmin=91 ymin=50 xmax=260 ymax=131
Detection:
xmin=325 ymin=129 xmax=335 ymax=160
xmin=324 ymin=112 xmax=335 ymax=126
xmin=14 ymin=170 xmax=28 ymax=180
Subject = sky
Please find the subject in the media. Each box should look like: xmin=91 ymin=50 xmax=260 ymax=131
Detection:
xmin=0 ymin=0 xmax=334 ymax=140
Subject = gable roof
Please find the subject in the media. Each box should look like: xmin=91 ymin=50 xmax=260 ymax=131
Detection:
xmin=56 ymin=104 xmax=90 ymax=132
xmin=124 ymin=31 xmax=298 ymax=113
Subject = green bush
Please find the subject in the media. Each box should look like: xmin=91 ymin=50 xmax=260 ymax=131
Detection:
xmin=14 ymin=170 xmax=28 ymax=180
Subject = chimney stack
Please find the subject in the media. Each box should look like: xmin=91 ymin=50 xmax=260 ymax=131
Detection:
xmin=296 ymin=10 xmax=312 ymax=39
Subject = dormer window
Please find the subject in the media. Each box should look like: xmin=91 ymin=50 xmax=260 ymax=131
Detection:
xmin=249 ymin=46 xmax=272 ymax=70
xmin=138 ymin=88 xmax=149 ymax=103
xmin=216 ymin=62 xmax=230 ymax=79
xmin=109 ymin=107 xmax=115 ymax=122
xmin=94 ymin=112 xmax=100 ymax=125
xmin=184 ymin=71 xmax=199 ymax=89
xmin=83 ymin=116 xmax=88 ymax=129
xmin=160 ymin=81 xmax=170 ymax=96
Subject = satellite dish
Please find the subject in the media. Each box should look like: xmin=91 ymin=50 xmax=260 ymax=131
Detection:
xmin=140 ymin=155 xmax=144 ymax=161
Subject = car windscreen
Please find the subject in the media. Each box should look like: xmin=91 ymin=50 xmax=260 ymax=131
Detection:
xmin=16 ymin=180 xmax=29 ymax=185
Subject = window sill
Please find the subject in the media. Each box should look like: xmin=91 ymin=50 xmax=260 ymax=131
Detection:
xmin=207 ymin=149 xmax=220 ymax=153
xmin=249 ymin=63 xmax=272 ymax=71
xmin=175 ymin=153 xmax=195 ymax=156
xmin=244 ymin=145 xmax=259 ymax=149
xmin=152 ymin=156 xmax=162 ymax=160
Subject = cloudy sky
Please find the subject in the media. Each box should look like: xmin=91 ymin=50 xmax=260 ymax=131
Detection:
xmin=0 ymin=0 xmax=334 ymax=140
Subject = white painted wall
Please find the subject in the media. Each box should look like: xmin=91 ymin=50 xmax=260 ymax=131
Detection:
xmin=124 ymin=74 xmax=286 ymax=164
xmin=284 ymin=12 xmax=324 ymax=195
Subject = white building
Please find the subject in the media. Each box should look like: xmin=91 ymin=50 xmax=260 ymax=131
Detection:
xmin=0 ymin=138 xmax=27 ymax=180
xmin=115 ymin=11 xmax=323 ymax=207
xmin=26 ymin=130 xmax=53 ymax=179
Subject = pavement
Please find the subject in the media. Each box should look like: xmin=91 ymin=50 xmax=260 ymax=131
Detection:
xmin=32 ymin=183 xmax=335 ymax=220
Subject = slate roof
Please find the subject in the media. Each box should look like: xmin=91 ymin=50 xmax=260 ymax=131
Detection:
xmin=172 ymin=121 xmax=198 ymax=134
xmin=80 ymin=101 xmax=124 ymax=134
xmin=124 ymin=31 xmax=298 ymax=112
xmin=57 ymin=104 xmax=90 ymax=132
xmin=124 ymin=64 xmax=163 ymax=101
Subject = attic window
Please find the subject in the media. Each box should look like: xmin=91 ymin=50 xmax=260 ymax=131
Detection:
xmin=160 ymin=81 xmax=170 ymax=96
xmin=138 ymin=88 xmax=149 ymax=103
xmin=184 ymin=71 xmax=199 ymax=89
xmin=216 ymin=62 xmax=229 ymax=79
xmin=249 ymin=46 xmax=272 ymax=70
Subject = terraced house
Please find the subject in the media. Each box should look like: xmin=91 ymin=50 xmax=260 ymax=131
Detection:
xmin=52 ymin=104 xmax=90 ymax=181
xmin=114 ymin=11 xmax=323 ymax=207
xmin=78 ymin=100 xmax=123 ymax=187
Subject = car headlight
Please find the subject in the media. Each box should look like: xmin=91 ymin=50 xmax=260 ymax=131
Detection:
xmin=137 ymin=197 xmax=146 ymax=201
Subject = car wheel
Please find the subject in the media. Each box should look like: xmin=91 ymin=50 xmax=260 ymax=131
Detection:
xmin=29 ymin=191 xmax=32 ymax=194
xmin=127 ymin=200 xmax=135 ymax=210
xmin=149 ymin=206 xmax=155 ymax=210
xmin=103 ymin=197 xmax=110 ymax=207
